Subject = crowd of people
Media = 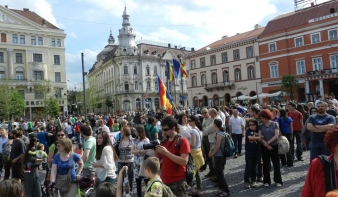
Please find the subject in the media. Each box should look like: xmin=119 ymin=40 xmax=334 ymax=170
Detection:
xmin=1 ymin=94 xmax=338 ymax=196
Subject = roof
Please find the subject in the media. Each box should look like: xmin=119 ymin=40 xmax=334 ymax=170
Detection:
xmin=262 ymin=1 xmax=338 ymax=36
xmin=195 ymin=27 xmax=265 ymax=53
xmin=9 ymin=8 xmax=59 ymax=29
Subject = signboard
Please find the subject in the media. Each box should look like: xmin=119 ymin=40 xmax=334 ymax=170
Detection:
xmin=309 ymin=12 xmax=338 ymax=23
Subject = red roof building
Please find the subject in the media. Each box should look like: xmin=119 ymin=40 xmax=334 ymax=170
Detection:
xmin=259 ymin=0 xmax=338 ymax=102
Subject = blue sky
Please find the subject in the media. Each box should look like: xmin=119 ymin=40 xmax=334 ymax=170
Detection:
xmin=4 ymin=0 xmax=329 ymax=88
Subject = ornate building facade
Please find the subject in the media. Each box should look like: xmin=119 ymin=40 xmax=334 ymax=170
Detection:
xmin=0 ymin=6 xmax=67 ymax=119
xmin=87 ymin=7 xmax=191 ymax=113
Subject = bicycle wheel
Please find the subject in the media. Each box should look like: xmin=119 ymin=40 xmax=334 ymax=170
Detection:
xmin=85 ymin=188 xmax=96 ymax=197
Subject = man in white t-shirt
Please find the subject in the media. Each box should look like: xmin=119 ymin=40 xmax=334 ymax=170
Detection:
xmin=98 ymin=120 xmax=109 ymax=133
xmin=329 ymin=94 xmax=338 ymax=108
xmin=229 ymin=109 xmax=244 ymax=158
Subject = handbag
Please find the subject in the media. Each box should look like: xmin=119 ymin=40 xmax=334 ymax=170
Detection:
xmin=55 ymin=153 xmax=74 ymax=193
xmin=278 ymin=134 xmax=290 ymax=155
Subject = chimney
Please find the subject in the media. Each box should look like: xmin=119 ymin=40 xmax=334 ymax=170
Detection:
xmin=254 ymin=24 xmax=261 ymax=30
xmin=191 ymin=48 xmax=195 ymax=52
xmin=42 ymin=19 xmax=46 ymax=26
xmin=23 ymin=8 xmax=29 ymax=11
xmin=311 ymin=2 xmax=315 ymax=7
xmin=5 ymin=5 xmax=8 ymax=8
xmin=174 ymin=46 xmax=177 ymax=49
xmin=168 ymin=43 xmax=171 ymax=48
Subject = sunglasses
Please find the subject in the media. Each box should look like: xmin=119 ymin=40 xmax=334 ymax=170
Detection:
xmin=249 ymin=124 xmax=256 ymax=126
xmin=57 ymin=134 xmax=65 ymax=137
xmin=162 ymin=127 xmax=171 ymax=132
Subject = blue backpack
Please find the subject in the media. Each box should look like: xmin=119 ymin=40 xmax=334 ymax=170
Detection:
xmin=221 ymin=132 xmax=235 ymax=157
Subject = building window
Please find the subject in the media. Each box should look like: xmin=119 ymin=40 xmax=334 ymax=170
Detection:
xmin=248 ymin=66 xmax=255 ymax=79
xmin=146 ymin=81 xmax=151 ymax=90
xmin=0 ymin=52 xmax=4 ymax=62
xmin=154 ymin=66 xmax=157 ymax=75
xmin=222 ymin=52 xmax=227 ymax=63
xmin=124 ymin=81 xmax=129 ymax=91
xmin=57 ymin=39 xmax=61 ymax=47
xmin=146 ymin=66 xmax=150 ymax=75
xmin=16 ymin=71 xmax=24 ymax=80
xmin=210 ymin=55 xmax=216 ymax=65
xmin=311 ymin=33 xmax=321 ymax=44
xmin=123 ymin=65 xmax=128 ymax=74
xmin=269 ymin=64 xmax=279 ymax=78
xmin=234 ymin=68 xmax=241 ymax=81
xmin=20 ymin=35 xmax=25 ymax=44
xmin=233 ymin=49 xmax=240 ymax=61
xmin=54 ymin=55 xmax=60 ymax=65
xmin=31 ymin=36 xmax=36 ymax=45
xmin=268 ymin=42 xmax=276 ymax=52
xmin=18 ymin=90 xmax=25 ymax=98
xmin=34 ymin=71 xmax=43 ymax=81
xmin=211 ymin=72 xmax=217 ymax=84
xmin=55 ymin=88 xmax=62 ymax=98
xmin=35 ymin=90 xmax=44 ymax=99
xmin=329 ymin=29 xmax=338 ymax=40
xmin=312 ymin=57 xmax=322 ymax=71
xmin=55 ymin=72 xmax=61 ymax=82
xmin=1 ymin=33 xmax=6 ymax=42
xmin=192 ymin=76 xmax=197 ymax=87
xmin=133 ymin=65 xmax=137 ymax=74
xmin=134 ymin=81 xmax=138 ymax=90
xmin=51 ymin=38 xmax=55 ymax=46
xmin=191 ymin=60 xmax=196 ymax=69
xmin=155 ymin=81 xmax=158 ymax=90
xmin=246 ymin=47 xmax=253 ymax=58
xmin=296 ymin=60 xmax=305 ymax=75
xmin=294 ymin=37 xmax=304 ymax=47
xmin=330 ymin=55 xmax=338 ymax=69
xmin=12 ymin=34 xmax=18 ymax=44
xmin=33 ymin=54 xmax=42 ymax=62
xmin=201 ymin=74 xmax=206 ymax=86
xmin=0 ymin=70 xmax=4 ymax=80
xmin=38 ymin=37 xmax=43 ymax=45
xmin=16 ymin=53 xmax=23 ymax=63
xmin=223 ymin=70 xmax=229 ymax=82
xmin=200 ymin=57 xmax=205 ymax=67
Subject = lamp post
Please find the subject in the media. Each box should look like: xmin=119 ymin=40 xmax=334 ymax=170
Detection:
xmin=256 ymin=82 xmax=261 ymax=104
xmin=81 ymin=53 xmax=88 ymax=120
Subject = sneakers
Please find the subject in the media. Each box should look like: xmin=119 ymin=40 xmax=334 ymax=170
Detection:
xmin=244 ymin=182 xmax=251 ymax=189
xmin=276 ymin=183 xmax=282 ymax=187
xmin=257 ymin=177 xmax=263 ymax=182
xmin=234 ymin=154 xmax=238 ymax=159
xmin=264 ymin=183 xmax=269 ymax=187
xmin=251 ymin=182 xmax=259 ymax=188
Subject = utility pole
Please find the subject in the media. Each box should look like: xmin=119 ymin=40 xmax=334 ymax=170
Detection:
xmin=81 ymin=53 xmax=87 ymax=120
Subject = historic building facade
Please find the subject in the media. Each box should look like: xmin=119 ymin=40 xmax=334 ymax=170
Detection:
xmin=87 ymin=8 xmax=190 ymax=113
xmin=186 ymin=25 xmax=264 ymax=108
xmin=0 ymin=6 xmax=67 ymax=119
xmin=259 ymin=1 xmax=338 ymax=102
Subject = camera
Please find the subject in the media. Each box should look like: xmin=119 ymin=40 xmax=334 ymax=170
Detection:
xmin=143 ymin=140 xmax=159 ymax=150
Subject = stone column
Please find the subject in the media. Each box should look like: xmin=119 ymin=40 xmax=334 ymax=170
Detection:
xmin=319 ymin=79 xmax=324 ymax=99
xmin=7 ymin=49 xmax=13 ymax=79
xmin=305 ymin=81 xmax=310 ymax=101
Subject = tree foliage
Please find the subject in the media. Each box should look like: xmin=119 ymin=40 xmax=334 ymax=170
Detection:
xmin=47 ymin=97 xmax=60 ymax=117
xmin=281 ymin=75 xmax=300 ymax=100
xmin=0 ymin=81 xmax=25 ymax=120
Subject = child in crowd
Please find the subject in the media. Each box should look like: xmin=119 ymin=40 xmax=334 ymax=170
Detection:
xmin=143 ymin=157 xmax=163 ymax=197
xmin=28 ymin=143 xmax=47 ymax=171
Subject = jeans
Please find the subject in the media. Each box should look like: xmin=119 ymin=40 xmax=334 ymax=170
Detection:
xmin=75 ymin=132 xmax=81 ymax=144
xmin=118 ymin=162 xmax=134 ymax=192
xmin=261 ymin=145 xmax=282 ymax=185
xmin=244 ymin=150 xmax=261 ymax=182
xmin=291 ymin=131 xmax=302 ymax=159
xmin=231 ymin=133 xmax=243 ymax=154
xmin=214 ymin=156 xmax=230 ymax=193
xmin=136 ymin=178 xmax=149 ymax=197
xmin=195 ymin=170 xmax=202 ymax=189
xmin=279 ymin=133 xmax=293 ymax=166
xmin=310 ymin=142 xmax=331 ymax=162
xmin=202 ymin=136 xmax=213 ymax=173
xmin=4 ymin=160 xmax=11 ymax=180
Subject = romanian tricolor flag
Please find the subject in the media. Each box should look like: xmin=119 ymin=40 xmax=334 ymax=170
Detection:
xmin=169 ymin=65 xmax=174 ymax=81
xmin=157 ymin=75 xmax=173 ymax=114
xmin=180 ymin=60 xmax=188 ymax=78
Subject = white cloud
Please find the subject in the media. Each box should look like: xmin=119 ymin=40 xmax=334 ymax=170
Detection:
xmin=79 ymin=0 xmax=139 ymax=17
xmin=66 ymin=48 xmax=100 ymax=65
xmin=135 ymin=27 xmax=190 ymax=46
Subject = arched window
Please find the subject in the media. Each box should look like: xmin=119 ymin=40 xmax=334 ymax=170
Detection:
xmin=223 ymin=70 xmax=229 ymax=82
xmin=154 ymin=66 xmax=157 ymax=75
xmin=201 ymin=74 xmax=206 ymax=86
xmin=134 ymin=81 xmax=138 ymax=90
xmin=134 ymin=65 xmax=137 ymax=74
xmin=124 ymin=81 xmax=129 ymax=91
xmin=123 ymin=65 xmax=128 ymax=74
xmin=192 ymin=76 xmax=197 ymax=87
xmin=147 ymin=81 xmax=151 ymax=90
xmin=146 ymin=65 xmax=150 ymax=75
xmin=155 ymin=81 xmax=158 ymax=90
xmin=235 ymin=68 xmax=241 ymax=81
xmin=248 ymin=66 xmax=255 ymax=79
xmin=211 ymin=72 xmax=217 ymax=84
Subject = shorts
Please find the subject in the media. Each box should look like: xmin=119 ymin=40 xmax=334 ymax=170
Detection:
xmin=166 ymin=179 xmax=189 ymax=197
xmin=12 ymin=163 xmax=25 ymax=179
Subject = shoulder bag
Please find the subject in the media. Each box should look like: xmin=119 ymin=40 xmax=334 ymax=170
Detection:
xmin=277 ymin=121 xmax=290 ymax=155
xmin=55 ymin=153 xmax=74 ymax=193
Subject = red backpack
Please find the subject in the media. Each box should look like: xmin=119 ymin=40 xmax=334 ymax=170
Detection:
xmin=74 ymin=123 xmax=81 ymax=133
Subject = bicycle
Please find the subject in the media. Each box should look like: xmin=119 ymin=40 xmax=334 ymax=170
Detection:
xmin=44 ymin=182 xmax=61 ymax=197
xmin=73 ymin=176 xmax=96 ymax=197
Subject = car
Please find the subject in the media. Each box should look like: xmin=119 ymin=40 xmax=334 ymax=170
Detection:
xmin=1 ymin=121 xmax=20 ymax=129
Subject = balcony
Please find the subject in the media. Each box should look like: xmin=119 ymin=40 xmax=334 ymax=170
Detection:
xmin=306 ymin=68 xmax=338 ymax=81
xmin=204 ymin=81 xmax=235 ymax=91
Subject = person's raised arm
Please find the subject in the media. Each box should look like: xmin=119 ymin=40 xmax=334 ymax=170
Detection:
xmin=116 ymin=166 xmax=128 ymax=197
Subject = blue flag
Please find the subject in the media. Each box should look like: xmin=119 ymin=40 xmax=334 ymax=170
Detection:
xmin=166 ymin=61 xmax=170 ymax=78
xmin=173 ymin=59 xmax=180 ymax=78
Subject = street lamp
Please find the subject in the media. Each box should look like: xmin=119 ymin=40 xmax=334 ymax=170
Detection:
xmin=256 ymin=82 xmax=261 ymax=104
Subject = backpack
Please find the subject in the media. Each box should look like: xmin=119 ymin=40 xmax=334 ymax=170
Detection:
xmin=318 ymin=155 xmax=337 ymax=193
xmin=146 ymin=180 xmax=174 ymax=197
xmin=221 ymin=132 xmax=235 ymax=157
xmin=175 ymin=135 xmax=195 ymax=186
xmin=74 ymin=122 xmax=81 ymax=133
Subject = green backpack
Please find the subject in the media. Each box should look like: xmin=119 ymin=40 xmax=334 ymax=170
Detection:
xmin=147 ymin=180 xmax=174 ymax=197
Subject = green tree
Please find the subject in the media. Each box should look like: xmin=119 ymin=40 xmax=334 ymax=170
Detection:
xmin=35 ymin=80 xmax=52 ymax=116
xmin=0 ymin=81 xmax=25 ymax=120
xmin=47 ymin=97 xmax=60 ymax=117
xmin=281 ymin=75 xmax=300 ymax=100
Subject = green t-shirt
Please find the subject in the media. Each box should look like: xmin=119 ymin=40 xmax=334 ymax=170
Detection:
xmin=113 ymin=123 xmax=119 ymax=131
xmin=27 ymin=121 xmax=33 ymax=129
xmin=84 ymin=136 xmax=96 ymax=169
xmin=70 ymin=117 xmax=75 ymax=125
xmin=48 ymin=143 xmax=59 ymax=154
xmin=145 ymin=124 xmax=159 ymax=140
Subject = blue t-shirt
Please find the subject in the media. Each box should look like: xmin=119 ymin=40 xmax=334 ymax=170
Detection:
xmin=36 ymin=132 xmax=48 ymax=146
xmin=307 ymin=114 xmax=336 ymax=143
xmin=277 ymin=117 xmax=293 ymax=134
xmin=245 ymin=129 xmax=260 ymax=152
xmin=52 ymin=153 xmax=81 ymax=181
xmin=214 ymin=131 xmax=226 ymax=157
